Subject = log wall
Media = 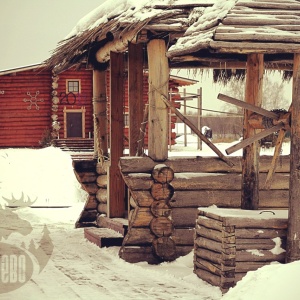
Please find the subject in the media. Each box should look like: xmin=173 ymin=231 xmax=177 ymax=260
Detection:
xmin=0 ymin=68 xmax=52 ymax=147
xmin=119 ymin=155 xmax=290 ymax=264
xmin=195 ymin=207 xmax=288 ymax=293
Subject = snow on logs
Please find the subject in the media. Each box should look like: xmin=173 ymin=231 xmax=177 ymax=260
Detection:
xmin=119 ymin=155 xmax=290 ymax=264
xmin=195 ymin=207 xmax=288 ymax=293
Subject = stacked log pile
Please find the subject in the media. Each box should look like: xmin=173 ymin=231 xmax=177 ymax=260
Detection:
xmin=119 ymin=155 xmax=289 ymax=264
xmin=72 ymin=159 xmax=109 ymax=227
xmin=195 ymin=207 xmax=288 ymax=293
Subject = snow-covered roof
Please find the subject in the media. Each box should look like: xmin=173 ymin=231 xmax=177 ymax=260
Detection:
xmin=46 ymin=0 xmax=300 ymax=73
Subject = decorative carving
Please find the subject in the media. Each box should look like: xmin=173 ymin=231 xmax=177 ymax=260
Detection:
xmin=23 ymin=91 xmax=44 ymax=110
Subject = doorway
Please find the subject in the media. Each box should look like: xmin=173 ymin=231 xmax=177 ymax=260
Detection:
xmin=63 ymin=107 xmax=86 ymax=138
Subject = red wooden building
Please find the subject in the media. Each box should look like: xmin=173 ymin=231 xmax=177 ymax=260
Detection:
xmin=0 ymin=63 xmax=196 ymax=149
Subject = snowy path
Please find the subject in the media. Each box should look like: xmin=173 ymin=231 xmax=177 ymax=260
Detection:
xmin=0 ymin=206 xmax=222 ymax=300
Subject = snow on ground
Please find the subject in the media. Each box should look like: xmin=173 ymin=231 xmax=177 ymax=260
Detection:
xmin=0 ymin=136 xmax=298 ymax=299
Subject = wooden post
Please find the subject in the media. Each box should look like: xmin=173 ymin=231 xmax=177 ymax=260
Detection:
xmin=109 ymin=51 xmax=125 ymax=218
xmin=93 ymin=70 xmax=108 ymax=161
xmin=128 ymin=42 xmax=144 ymax=156
xmin=147 ymin=39 xmax=169 ymax=161
xmin=197 ymin=88 xmax=202 ymax=150
xmin=286 ymin=53 xmax=300 ymax=262
xmin=241 ymin=53 xmax=264 ymax=210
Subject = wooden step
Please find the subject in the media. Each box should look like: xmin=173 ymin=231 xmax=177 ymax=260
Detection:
xmin=84 ymin=227 xmax=124 ymax=247
xmin=97 ymin=216 xmax=128 ymax=236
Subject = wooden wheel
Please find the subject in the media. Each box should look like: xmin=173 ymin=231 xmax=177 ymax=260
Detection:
xmin=217 ymin=93 xmax=291 ymax=189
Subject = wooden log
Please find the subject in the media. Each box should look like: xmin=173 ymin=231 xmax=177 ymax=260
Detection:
xmin=287 ymin=53 xmax=300 ymax=262
xmin=97 ymin=203 xmax=108 ymax=214
xmin=152 ymin=164 xmax=174 ymax=183
xmin=152 ymin=237 xmax=177 ymax=261
xmin=235 ymin=228 xmax=287 ymax=239
xmin=82 ymin=183 xmax=99 ymax=194
xmin=128 ymin=42 xmax=144 ymax=156
xmin=129 ymin=196 xmax=137 ymax=208
xmin=130 ymin=190 xmax=154 ymax=207
xmin=194 ymin=247 xmax=233 ymax=266
xmin=72 ymin=160 xmax=97 ymax=172
xmin=96 ymin=188 xmax=108 ymax=203
xmin=109 ymin=51 xmax=125 ymax=218
xmin=147 ymin=39 xmax=169 ymax=161
xmin=119 ymin=156 xmax=290 ymax=174
xmin=96 ymin=161 xmax=109 ymax=175
xmin=172 ymin=173 xmax=289 ymax=190
xmin=150 ymin=217 xmax=174 ymax=237
xmin=96 ymin=175 xmax=108 ymax=188
xmin=172 ymin=228 xmax=194 ymax=245
xmin=194 ymin=258 xmax=222 ymax=276
xmin=74 ymin=172 xmax=97 ymax=183
xmin=236 ymin=238 xmax=286 ymax=251
xmin=170 ymin=190 xmax=241 ymax=208
xmin=172 ymin=207 xmax=198 ymax=227
xmin=78 ymin=210 xmax=98 ymax=223
xmin=196 ymin=216 xmax=223 ymax=232
xmin=84 ymin=195 xmax=99 ymax=210
xmin=119 ymin=246 xmax=161 ymax=264
xmin=235 ymin=261 xmax=271 ymax=273
xmin=150 ymin=200 xmax=171 ymax=217
xmin=194 ymin=267 xmax=221 ymax=287
xmin=150 ymin=182 xmax=174 ymax=200
xmin=195 ymin=224 xmax=227 ymax=243
xmin=169 ymin=190 xmax=289 ymax=209
xmin=195 ymin=237 xmax=224 ymax=254
xmin=129 ymin=207 xmax=153 ymax=227
xmin=223 ymin=217 xmax=288 ymax=229
xmin=235 ymin=249 xmax=286 ymax=262
xmin=93 ymin=69 xmax=108 ymax=161
xmin=122 ymin=173 xmax=153 ymax=190
xmin=123 ymin=228 xmax=155 ymax=245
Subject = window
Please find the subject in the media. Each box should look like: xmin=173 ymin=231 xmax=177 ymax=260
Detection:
xmin=66 ymin=80 xmax=81 ymax=93
xmin=124 ymin=113 xmax=129 ymax=127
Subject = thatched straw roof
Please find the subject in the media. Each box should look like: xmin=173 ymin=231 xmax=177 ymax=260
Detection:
xmin=46 ymin=0 xmax=300 ymax=73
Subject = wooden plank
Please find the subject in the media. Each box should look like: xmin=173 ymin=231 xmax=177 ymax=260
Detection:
xmin=287 ymin=53 xmax=300 ymax=262
xmin=109 ymin=51 xmax=125 ymax=218
xmin=128 ymin=42 xmax=144 ymax=156
xmin=217 ymin=93 xmax=278 ymax=120
xmin=147 ymin=39 xmax=169 ymax=161
xmin=161 ymin=95 xmax=234 ymax=167
xmin=241 ymin=53 xmax=264 ymax=210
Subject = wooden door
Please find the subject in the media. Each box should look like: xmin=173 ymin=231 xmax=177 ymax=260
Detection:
xmin=66 ymin=112 xmax=82 ymax=137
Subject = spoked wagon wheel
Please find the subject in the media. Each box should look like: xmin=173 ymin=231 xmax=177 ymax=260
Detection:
xmin=217 ymin=93 xmax=291 ymax=189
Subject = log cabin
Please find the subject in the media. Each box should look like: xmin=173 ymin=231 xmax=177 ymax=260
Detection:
xmin=45 ymin=0 xmax=300 ymax=291
xmin=0 ymin=64 xmax=196 ymax=149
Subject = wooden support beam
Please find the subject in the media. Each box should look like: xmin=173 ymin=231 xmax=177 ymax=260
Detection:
xmin=109 ymin=51 xmax=125 ymax=218
xmin=147 ymin=39 xmax=169 ymax=161
xmin=93 ymin=70 xmax=108 ymax=162
xmin=241 ymin=53 xmax=264 ymax=210
xmin=287 ymin=53 xmax=300 ymax=262
xmin=128 ymin=42 xmax=144 ymax=156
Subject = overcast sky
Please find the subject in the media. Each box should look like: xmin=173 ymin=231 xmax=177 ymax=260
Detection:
xmin=0 ymin=0 xmax=106 ymax=70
